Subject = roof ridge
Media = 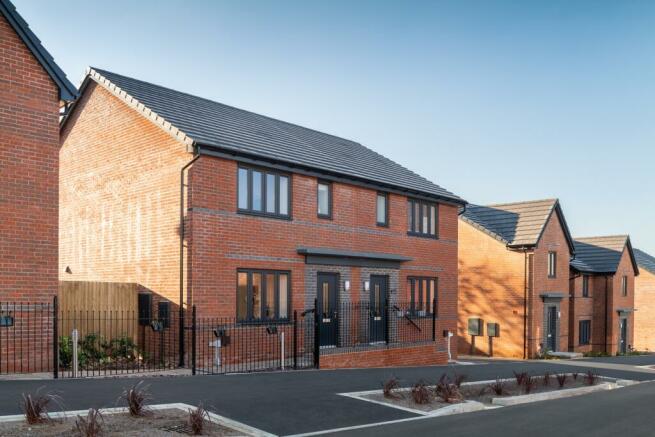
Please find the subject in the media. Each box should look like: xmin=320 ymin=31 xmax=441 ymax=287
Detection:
xmin=90 ymin=67 xmax=361 ymax=147
xmin=484 ymin=198 xmax=558 ymax=208
xmin=574 ymin=235 xmax=629 ymax=241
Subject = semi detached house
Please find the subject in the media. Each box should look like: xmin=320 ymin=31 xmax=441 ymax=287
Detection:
xmin=60 ymin=68 xmax=466 ymax=369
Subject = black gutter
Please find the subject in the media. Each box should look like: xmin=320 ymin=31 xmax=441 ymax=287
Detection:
xmin=196 ymin=144 xmax=466 ymax=207
xmin=523 ymin=250 xmax=529 ymax=359
xmin=178 ymin=150 xmax=200 ymax=367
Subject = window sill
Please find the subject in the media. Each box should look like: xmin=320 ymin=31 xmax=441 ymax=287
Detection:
xmin=317 ymin=214 xmax=332 ymax=220
xmin=237 ymin=209 xmax=292 ymax=221
xmin=406 ymin=231 xmax=438 ymax=240
xmin=376 ymin=222 xmax=389 ymax=228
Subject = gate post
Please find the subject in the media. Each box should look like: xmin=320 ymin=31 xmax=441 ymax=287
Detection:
xmin=432 ymin=298 xmax=437 ymax=342
xmin=191 ymin=305 xmax=197 ymax=375
xmin=53 ymin=296 xmax=59 ymax=379
xmin=313 ymin=299 xmax=320 ymax=369
xmin=384 ymin=300 xmax=390 ymax=344
xmin=293 ymin=310 xmax=298 ymax=369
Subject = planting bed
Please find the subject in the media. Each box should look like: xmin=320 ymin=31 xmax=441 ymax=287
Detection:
xmin=341 ymin=373 xmax=637 ymax=416
xmin=0 ymin=405 xmax=260 ymax=436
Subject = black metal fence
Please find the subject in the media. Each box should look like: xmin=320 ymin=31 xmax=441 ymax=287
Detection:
xmin=0 ymin=297 xmax=438 ymax=377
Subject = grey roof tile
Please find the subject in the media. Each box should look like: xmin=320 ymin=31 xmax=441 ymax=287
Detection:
xmin=461 ymin=199 xmax=574 ymax=250
xmin=570 ymin=235 xmax=639 ymax=275
xmin=0 ymin=0 xmax=77 ymax=100
xmin=635 ymin=249 xmax=655 ymax=275
xmin=83 ymin=68 xmax=464 ymax=204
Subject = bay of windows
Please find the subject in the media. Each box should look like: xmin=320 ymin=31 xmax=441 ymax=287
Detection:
xmin=237 ymin=269 xmax=290 ymax=322
xmin=237 ymin=166 xmax=290 ymax=218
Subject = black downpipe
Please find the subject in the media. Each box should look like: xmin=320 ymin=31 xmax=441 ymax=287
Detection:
xmin=179 ymin=151 xmax=200 ymax=367
xmin=605 ymin=276 xmax=609 ymax=354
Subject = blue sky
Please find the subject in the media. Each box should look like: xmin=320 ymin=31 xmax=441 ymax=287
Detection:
xmin=15 ymin=0 xmax=655 ymax=254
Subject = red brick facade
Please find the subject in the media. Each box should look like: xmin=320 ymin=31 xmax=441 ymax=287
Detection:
xmin=569 ymin=246 xmax=636 ymax=355
xmin=634 ymin=268 xmax=655 ymax=351
xmin=0 ymin=13 xmax=60 ymax=303
xmin=60 ymin=80 xmax=460 ymax=368
xmin=458 ymin=210 xmax=572 ymax=359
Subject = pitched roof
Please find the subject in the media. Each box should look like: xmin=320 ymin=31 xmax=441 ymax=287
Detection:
xmin=68 ymin=67 xmax=464 ymax=205
xmin=570 ymin=235 xmax=639 ymax=275
xmin=460 ymin=199 xmax=575 ymax=252
xmin=635 ymin=249 xmax=655 ymax=275
xmin=0 ymin=0 xmax=77 ymax=101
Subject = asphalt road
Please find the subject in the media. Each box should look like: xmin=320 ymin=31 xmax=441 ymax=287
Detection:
xmin=1 ymin=357 xmax=654 ymax=436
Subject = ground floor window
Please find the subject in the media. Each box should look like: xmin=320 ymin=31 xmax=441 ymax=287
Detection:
xmin=237 ymin=269 xmax=290 ymax=322
xmin=579 ymin=319 xmax=591 ymax=345
xmin=407 ymin=277 xmax=437 ymax=315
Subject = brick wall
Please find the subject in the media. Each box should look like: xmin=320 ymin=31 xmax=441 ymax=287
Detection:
xmin=568 ymin=273 xmax=595 ymax=354
xmin=634 ymin=269 xmax=655 ymax=351
xmin=60 ymin=83 xmax=191 ymax=303
xmin=0 ymin=14 xmax=61 ymax=373
xmin=530 ymin=212 xmax=571 ymax=356
xmin=0 ymin=13 xmax=59 ymax=303
xmin=320 ymin=343 xmax=447 ymax=369
xmin=457 ymin=219 xmax=526 ymax=358
xmin=607 ymin=247 xmax=635 ymax=354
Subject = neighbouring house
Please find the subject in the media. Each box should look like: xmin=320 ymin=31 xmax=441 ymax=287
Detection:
xmin=59 ymin=68 xmax=466 ymax=369
xmin=569 ymin=236 xmax=639 ymax=355
xmin=458 ymin=199 xmax=575 ymax=359
xmin=0 ymin=0 xmax=77 ymax=372
xmin=633 ymin=248 xmax=655 ymax=352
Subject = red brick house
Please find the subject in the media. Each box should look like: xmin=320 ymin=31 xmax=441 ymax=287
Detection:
xmin=569 ymin=236 xmax=639 ymax=355
xmin=458 ymin=199 xmax=575 ymax=359
xmin=634 ymin=249 xmax=655 ymax=351
xmin=59 ymin=68 xmax=465 ymax=369
xmin=1 ymin=0 xmax=76 ymax=372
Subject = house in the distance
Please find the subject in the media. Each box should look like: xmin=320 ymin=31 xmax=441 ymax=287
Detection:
xmin=458 ymin=199 xmax=575 ymax=359
xmin=633 ymin=248 xmax=655 ymax=352
xmin=569 ymin=236 xmax=639 ymax=355
xmin=0 ymin=0 xmax=76 ymax=373
xmin=59 ymin=67 xmax=466 ymax=369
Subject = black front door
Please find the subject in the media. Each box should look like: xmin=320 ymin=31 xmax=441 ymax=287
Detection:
xmin=317 ymin=273 xmax=338 ymax=347
xmin=546 ymin=306 xmax=557 ymax=352
xmin=369 ymin=275 xmax=388 ymax=343
xmin=619 ymin=318 xmax=628 ymax=354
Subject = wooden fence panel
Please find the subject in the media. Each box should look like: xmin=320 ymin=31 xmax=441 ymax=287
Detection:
xmin=58 ymin=282 xmax=139 ymax=342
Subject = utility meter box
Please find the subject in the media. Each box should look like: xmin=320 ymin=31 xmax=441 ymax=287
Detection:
xmin=468 ymin=318 xmax=483 ymax=336
xmin=487 ymin=322 xmax=500 ymax=338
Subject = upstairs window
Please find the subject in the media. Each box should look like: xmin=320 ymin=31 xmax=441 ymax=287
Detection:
xmin=317 ymin=181 xmax=332 ymax=218
xmin=407 ymin=199 xmax=437 ymax=238
xmin=582 ymin=275 xmax=590 ymax=297
xmin=621 ymin=275 xmax=628 ymax=296
xmin=548 ymin=252 xmax=557 ymax=278
xmin=237 ymin=166 xmax=290 ymax=218
xmin=376 ymin=193 xmax=388 ymax=226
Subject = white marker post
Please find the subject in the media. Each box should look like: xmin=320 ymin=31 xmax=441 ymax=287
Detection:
xmin=281 ymin=332 xmax=285 ymax=370
xmin=71 ymin=329 xmax=79 ymax=377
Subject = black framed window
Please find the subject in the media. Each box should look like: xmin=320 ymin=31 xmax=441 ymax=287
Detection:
xmin=621 ymin=275 xmax=628 ymax=296
xmin=407 ymin=199 xmax=438 ymax=238
xmin=579 ymin=320 xmax=591 ymax=345
xmin=237 ymin=269 xmax=290 ymax=322
xmin=237 ymin=166 xmax=290 ymax=218
xmin=582 ymin=275 xmax=590 ymax=297
xmin=407 ymin=277 xmax=437 ymax=316
xmin=376 ymin=192 xmax=388 ymax=226
xmin=548 ymin=252 xmax=557 ymax=278
xmin=317 ymin=180 xmax=332 ymax=218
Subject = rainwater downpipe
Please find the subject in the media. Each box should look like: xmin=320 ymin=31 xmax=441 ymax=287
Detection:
xmin=179 ymin=148 xmax=200 ymax=367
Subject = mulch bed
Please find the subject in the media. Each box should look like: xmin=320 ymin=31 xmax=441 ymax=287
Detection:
xmin=0 ymin=408 xmax=246 ymax=436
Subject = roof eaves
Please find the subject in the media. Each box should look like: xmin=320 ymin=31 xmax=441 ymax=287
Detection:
xmin=85 ymin=67 xmax=194 ymax=148
xmin=625 ymin=236 xmax=640 ymax=277
xmin=0 ymin=0 xmax=78 ymax=101
xmin=536 ymin=200 xmax=575 ymax=255
xmin=198 ymin=142 xmax=467 ymax=206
